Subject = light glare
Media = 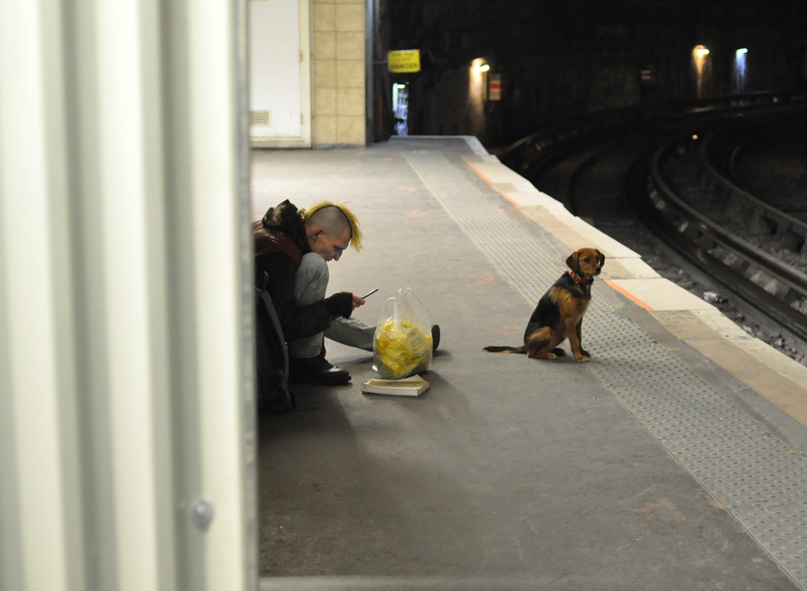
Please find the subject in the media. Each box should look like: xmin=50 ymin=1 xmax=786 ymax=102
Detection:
xmin=480 ymin=64 xmax=490 ymax=72
xmin=692 ymin=45 xmax=710 ymax=97
xmin=734 ymin=48 xmax=748 ymax=92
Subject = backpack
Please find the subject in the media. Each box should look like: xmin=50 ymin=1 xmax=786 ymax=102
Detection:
xmin=254 ymin=273 xmax=295 ymax=414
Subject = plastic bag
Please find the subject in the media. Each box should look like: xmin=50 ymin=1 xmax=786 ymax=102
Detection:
xmin=373 ymin=287 xmax=433 ymax=379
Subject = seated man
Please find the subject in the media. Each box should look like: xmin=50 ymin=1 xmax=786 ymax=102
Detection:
xmin=254 ymin=199 xmax=438 ymax=385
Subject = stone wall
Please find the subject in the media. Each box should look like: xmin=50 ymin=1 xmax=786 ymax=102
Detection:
xmin=312 ymin=0 xmax=366 ymax=146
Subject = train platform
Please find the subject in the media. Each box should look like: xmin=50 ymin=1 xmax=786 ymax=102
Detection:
xmin=251 ymin=136 xmax=807 ymax=591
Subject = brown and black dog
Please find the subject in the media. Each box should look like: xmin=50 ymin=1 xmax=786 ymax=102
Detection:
xmin=484 ymin=248 xmax=605 ymax=362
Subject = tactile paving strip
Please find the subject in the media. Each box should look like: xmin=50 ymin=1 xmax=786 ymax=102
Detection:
xmin=406 ymin=150 xmax=807 ymax=588
xmin=403 ymin=152 xmax=564 ymax=304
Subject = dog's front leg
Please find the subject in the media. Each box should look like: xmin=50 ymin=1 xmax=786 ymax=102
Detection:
xmin=566 ymin=319 xmax=589 ymax=362
xmin=576 ymin=319 xmax=590 ymax=358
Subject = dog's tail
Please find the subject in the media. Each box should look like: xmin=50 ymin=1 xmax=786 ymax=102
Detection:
xmin=482 ymin=345 xmax=526 ymax=354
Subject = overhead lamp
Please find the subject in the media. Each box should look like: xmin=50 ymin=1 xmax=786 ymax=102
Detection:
xmin=696 ymin=47 xmax=710 ymax=57
xmin=480 ymin=64 xmax=490 ymax=72
xmin=396 ymin=84 xmax=406 ymax=89
xmin=737 ymin=48 xmax=748 ymax=55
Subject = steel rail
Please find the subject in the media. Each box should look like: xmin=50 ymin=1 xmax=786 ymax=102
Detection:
xmin=635 ymin=135 xmax=807 ymax=341
xmin=499 ymin=91 xmax=807 ymax=178
xmin=700 ymin=128 xmax=807 ymax=246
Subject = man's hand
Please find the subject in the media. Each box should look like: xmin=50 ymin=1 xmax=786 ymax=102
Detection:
xmin=350 ymin=293 xmax=366 ymax=309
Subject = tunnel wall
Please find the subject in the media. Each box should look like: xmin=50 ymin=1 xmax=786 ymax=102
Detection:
xmin=380 ymin=0 xmax=807 ymax=147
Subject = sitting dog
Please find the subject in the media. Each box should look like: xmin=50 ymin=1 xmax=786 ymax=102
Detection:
xmin=484 ymin=248 xmax=605 ymax=362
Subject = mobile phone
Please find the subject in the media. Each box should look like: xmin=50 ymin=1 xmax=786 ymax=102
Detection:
xmin=361 ymin=288 xmax=379 ymax=299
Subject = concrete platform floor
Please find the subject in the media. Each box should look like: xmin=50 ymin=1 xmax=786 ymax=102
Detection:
xmin=252 ymin=138 xmax=807 ymax=590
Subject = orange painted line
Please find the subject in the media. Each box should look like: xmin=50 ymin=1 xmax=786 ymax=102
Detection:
xmin=466 ymin=162 xmax=492 ymax=183
xmin=604 ymin=279 xmax=655 ymax=311
xmin=466 ymin=163 xmax=522 ymax=206
xmin=501 ymin=193 xmax=521 ymax=206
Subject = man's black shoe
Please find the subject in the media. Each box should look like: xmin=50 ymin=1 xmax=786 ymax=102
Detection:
xmin=431 ymin=324 xmax=440 ymax=352
xmin=289 ymin=355 xmax=351 ymax=385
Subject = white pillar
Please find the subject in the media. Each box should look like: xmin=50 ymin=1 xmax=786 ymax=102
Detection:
xmin=0 ymin=0 xmax=255 ymax=589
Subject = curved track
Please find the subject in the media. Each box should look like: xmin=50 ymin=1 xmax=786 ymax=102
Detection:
xmin=638 ymin=131 xmax=807 ymax=342
xmin=727 ymin=120 xmax=807 ymax=222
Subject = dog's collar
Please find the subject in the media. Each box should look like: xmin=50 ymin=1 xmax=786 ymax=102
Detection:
xmin=569 ymin=270 xmax=593 ymax=285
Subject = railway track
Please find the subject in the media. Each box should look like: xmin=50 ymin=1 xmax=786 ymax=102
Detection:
xmin=501 ymin=99 xmax=807 ymax=361
xmin=635 ymin=130 xmax=807 ymax=342
xmin=720 ymin=121 xmax=807 ymax=223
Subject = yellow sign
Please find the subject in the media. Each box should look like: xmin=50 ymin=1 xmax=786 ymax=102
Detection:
xmin=388 ymin=50 xmax=421 ymax=73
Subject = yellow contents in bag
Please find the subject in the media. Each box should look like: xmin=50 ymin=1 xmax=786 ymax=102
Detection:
xmin=374 ymin=319 xmax=433 ymax=379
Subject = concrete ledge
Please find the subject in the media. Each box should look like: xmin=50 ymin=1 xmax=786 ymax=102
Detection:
xmin=606 ymin=278 xmax=715 ymax=311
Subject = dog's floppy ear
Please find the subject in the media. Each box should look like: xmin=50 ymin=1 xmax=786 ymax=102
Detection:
xmin=565 ymin=250 xmax=581 ymax=274
xmin=597 ymin=250 xmax=605 ymax=267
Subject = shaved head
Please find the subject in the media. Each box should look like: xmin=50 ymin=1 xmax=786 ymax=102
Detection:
xmin=305 ymin=206 xmax=352 ymax=261
xmin=301 ymin=202 xmax=362 ymax=261
xmin=307 ymin=205 xmax=352 ymax=239
xmin=299 ymin=201 xmax=362 ymax=251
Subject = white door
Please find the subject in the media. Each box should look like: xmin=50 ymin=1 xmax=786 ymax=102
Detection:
xmin=249 ymin=0 xmax=312 ymax=147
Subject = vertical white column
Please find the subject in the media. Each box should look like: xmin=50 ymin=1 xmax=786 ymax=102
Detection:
xmin=0 ymin=0 xmax=254 ymax=588
xmin=0 ymin=0 xmax=82 ymax=590
xmin=91 ymin=1 xmax=168 ymax=589
xmin=186 ymin=1 xmax=254 ymax=587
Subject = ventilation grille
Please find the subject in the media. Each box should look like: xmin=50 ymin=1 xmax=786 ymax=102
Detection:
xmin=250 ymin=110 xmax=271 ymax=126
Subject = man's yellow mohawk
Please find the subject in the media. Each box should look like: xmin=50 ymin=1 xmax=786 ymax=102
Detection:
xmin=299 ymin=201 xmax=363 ymax=252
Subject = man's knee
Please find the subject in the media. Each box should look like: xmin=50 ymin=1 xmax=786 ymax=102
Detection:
xmin=295 ymin=252 xmax=329 ymax=301
xmin=299 ymin=252 xmax=328 ymax=279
